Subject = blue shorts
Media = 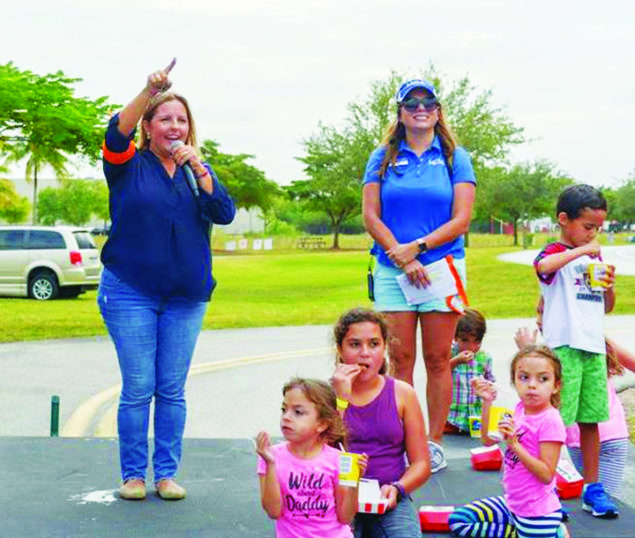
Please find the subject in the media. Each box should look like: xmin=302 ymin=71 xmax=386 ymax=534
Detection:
xmin=373 ymin=257 xmax=467 ymax=313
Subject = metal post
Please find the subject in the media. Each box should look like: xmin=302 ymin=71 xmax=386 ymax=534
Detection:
xmin=50 ymin=395 xmax=60 ymax=437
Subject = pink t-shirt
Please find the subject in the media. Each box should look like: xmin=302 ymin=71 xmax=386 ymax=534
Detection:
xmin=502 ymin=402 xmax=566 ymax=517
xmin=257 ymin=442 xmax=353 ymax=538
xmin=566 ymin=379 xmax=627 ymax=447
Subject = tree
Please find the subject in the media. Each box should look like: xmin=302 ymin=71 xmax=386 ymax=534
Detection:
xmin=0 ymin=62 xmax=111 ymax=223
xmin=37 ymin=179 xmax=108 ymax=226
xmin=0 ymin=178 xmax=30 ymax=223
xmin=613 ymin=173 xmax=635 ymax=228
xmin=200 ymin=140 xmax=281 ymax=212
xmin=481 ymin=161 xmax=572 ymax=246
xmin=290 ymin=125 xmax=369 ymax=248
xmin=294 ymin=68 xmax=526 ymax=248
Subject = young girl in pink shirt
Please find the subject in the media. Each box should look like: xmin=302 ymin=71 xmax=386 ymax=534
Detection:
xmin=255 ymin=378 xmax=368 ymax=538
xmin=449 ymin=345 xmax=569 ymax=538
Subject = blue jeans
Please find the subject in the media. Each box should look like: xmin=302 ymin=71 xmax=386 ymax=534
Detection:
xmin=98 ymin=268 xmax=207 ymax=482
xmin=354 ymin=496 xmax=421 ymax=538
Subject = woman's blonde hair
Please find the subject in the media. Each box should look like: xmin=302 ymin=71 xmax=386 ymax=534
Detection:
xmin=138 ymin=92 xmax=199 ymax=153
xmin=379 ymin=95 xmax=458 ymax=178
xmin=283 ymin=378 xmax=347 ymax=447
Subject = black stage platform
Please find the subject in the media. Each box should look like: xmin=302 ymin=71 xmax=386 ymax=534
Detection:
xmin=3 ymin=436 xmax=633 ymax=537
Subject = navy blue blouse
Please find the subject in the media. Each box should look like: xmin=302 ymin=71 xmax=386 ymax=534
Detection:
xmin=101 ymin=114 xmax=236 ymax=302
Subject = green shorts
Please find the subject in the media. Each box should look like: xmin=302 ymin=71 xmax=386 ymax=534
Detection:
xmin=554 ymin=346 xmax=609 ymax=426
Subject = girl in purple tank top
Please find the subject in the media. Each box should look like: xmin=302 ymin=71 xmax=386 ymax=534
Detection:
xmin=332 ymin=308 xmax=431 ymax=537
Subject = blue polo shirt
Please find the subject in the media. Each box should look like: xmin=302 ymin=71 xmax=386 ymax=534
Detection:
xmin=101 ymin=114 xmax=236 ymax=302
xmin=363 ymin=136 xmax=476 ymax=267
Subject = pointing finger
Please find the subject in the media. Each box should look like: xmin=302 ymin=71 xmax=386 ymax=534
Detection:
xmin=164 ymin=57 xmax=177 ymax=74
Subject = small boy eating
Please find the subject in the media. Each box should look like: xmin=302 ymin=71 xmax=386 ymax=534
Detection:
xmin=534 ymin=184 xmax=618 ymax=518
xmin=446 ymin=308 xmax=495 ymax=435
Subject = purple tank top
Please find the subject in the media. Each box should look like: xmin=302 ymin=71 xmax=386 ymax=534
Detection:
xmin=344 ymin=376 xmax=406 ymax=485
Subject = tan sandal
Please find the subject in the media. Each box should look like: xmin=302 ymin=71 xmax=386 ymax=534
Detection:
xmin=156 ymin=479 xmax=186 ymax=500
xmin=119 ymin=478 xmax=146 ymax=500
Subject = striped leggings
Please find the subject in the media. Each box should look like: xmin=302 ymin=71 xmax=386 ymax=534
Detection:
xmin=449 ymin=496 xmax=564 ymax=538
xmin=568 ymin=438 xmax=629 ymax=497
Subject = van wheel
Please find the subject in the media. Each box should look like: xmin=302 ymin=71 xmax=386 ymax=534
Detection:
xmin=29 ymin=271 xmax=59 ymax=300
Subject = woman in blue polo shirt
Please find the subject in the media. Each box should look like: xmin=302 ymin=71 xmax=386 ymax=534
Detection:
xmin=362 ymin=79 xmax=476 ymax=474
xmin=98 ymin=60 xmax=235 ymax=501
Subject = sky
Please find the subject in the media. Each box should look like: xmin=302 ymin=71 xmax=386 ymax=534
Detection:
xmin=2 ymin=0 xmax=635 ymax=193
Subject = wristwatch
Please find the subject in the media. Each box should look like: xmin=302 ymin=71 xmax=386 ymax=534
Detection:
xmin=416 ymin=238 xmax=428 ymax=253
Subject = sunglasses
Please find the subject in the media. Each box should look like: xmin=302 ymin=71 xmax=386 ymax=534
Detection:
xmin=400 ymin=96 xmax=438 ymax=112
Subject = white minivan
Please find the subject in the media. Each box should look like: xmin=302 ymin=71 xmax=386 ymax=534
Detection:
xmin=0 ymin=226 xmax=102 ymax=300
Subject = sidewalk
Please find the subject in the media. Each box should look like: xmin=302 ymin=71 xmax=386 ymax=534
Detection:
xmin=2 ymin=317 xmax=634 ymax=536
xmin=3 ymin=435 xmax=633 ymax=538
xmin=3 ymin=318 xmax=633 ymax=438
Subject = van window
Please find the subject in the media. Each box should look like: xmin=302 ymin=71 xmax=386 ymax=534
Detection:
xmin=27 ymin=230 xmax=66 ymax=249
xmin=73 ymin=231 xmax=97 ymax=250
xmin=0 ymin=230 xmax=25 ymax=250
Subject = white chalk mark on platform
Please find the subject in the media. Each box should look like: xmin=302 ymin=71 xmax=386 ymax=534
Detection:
xmin=69 ymin=489 xmax=117 ymax=505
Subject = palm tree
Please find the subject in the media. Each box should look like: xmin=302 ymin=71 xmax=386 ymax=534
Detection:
xmin=4 ymin=140 xmax=69 ymax=223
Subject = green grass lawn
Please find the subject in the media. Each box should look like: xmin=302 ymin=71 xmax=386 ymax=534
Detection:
xmin=1 ymin=246 xmax=634 ymax=342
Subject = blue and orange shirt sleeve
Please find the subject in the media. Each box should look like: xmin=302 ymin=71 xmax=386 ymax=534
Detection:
xmin=102 ymin=113 xmax=137 ymax=166
xmin=534 ymin=242 xmax=569 ymax=285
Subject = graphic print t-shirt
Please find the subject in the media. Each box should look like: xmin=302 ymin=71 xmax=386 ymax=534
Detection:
xmin=257 ymin=442 xmax=352 ymax=538
xmin=502 ymin=402 xmax=565 ymax=517
xmin=534 ymin=242 xmax=605 ymax=353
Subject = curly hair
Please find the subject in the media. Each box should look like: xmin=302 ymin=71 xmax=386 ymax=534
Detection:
xmin=283 ymin=378 xmax=346 ymax=447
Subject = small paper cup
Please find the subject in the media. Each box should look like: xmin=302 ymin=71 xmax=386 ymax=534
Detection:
xmin=487 ymin=406 xmax=514 ymax=441
xmin=339 ymin=452 xmax=361 ymax=487
xmin=468 ymin=416 xmax=482 ymax=438
xmin=587 ymin=263 xmax=609 ymax=290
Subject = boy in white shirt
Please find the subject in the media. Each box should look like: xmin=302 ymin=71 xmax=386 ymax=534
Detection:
xmin=534 ymin=184 xmax=617 ymax=519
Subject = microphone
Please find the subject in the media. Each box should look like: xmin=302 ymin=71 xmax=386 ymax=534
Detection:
xmin=170 ymin=140 xmax=199 ymax=197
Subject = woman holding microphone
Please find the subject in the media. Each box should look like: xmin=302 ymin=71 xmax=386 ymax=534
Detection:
xmin=99 ymin=60 xmax=235 ymax=500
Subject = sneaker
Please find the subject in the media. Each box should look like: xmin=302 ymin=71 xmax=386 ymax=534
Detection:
xmin=428 ymin=441 xmax=447 ymax=473
xmin=156 ymin=478 xmax=187 ymax=500
xmin=119 ymin=478 xmax=146 ymax=500
xmin=582 ymin=482 xmax=618 ymax=518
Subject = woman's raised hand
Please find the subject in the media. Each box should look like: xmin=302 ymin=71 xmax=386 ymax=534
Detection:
xmin=146 ymin=58 xmax=176 ymax=96
xmin=332 ymin=363 xmax=362 ymax=401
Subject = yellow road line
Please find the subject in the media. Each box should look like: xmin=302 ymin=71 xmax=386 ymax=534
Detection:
xmin=63 ymin=347 xmax=330 ymax=438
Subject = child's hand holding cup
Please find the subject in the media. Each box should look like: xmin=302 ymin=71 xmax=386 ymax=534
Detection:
xmin=487 ymin=407 xmax=514 ymax=442
xmin=338 ymin=450 xmax=367 ymax=487
xmin=497 ymin=414 xmax=517 ymax=446
xmin=587 ymin=263 xmax=615 ymax=290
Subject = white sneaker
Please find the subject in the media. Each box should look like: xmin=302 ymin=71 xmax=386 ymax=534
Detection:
xmin=428 ymin=441 xmax=447 ymax=473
